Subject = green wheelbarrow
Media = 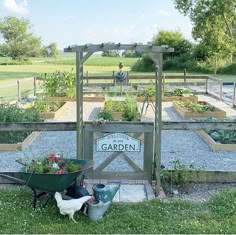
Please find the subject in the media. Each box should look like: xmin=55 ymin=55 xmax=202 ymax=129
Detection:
xmin=0 ymin=159 xmax=93 ymax=208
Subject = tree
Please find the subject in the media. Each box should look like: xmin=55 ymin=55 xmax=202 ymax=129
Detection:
xmin=131 ymin=30 xmax=193 ymax=72
xmin=151 ymin=30 xmax=192 ymax=58
xmin=172 ymin=0 xmax=236 ymax=75
xmin=41 ymin=43 xmax=59 ymax=58
xmin=0 ymin=16 xmax=42 ymax=60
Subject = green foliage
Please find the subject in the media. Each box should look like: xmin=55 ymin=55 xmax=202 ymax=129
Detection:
xmin=161 ymin=159 xmax=195 ymax=192
xmin=97 ymin=110 xmax=114 ymax=121
xmin=41 ymin=70 xmax=75 ymax=97
xmin=176 ymin=101 xmax=214 ymax=113
xmin=122 ymin=96 xmax=139 ymax=121
xmin=0 ymin=104 xmax=41 ymax=143
xmin=152 ymin=30 xmax=193 ymax=58
xmin=198 ymin=116 xmax=236 ymax=144
xmin=131 ymin=30 xmax=193 ymax=72
xmin=41 ymin=42 xmax=59 ymax=58
xmin=131 ymin=54 xmax=155 ymax=72
xmin=122 ymin=49 xmax=142 ymax=58
xmin=34 ymin=101 xmax=64 ymax=112
xmin=0 ymin=16 xmax=42 ymax=60
xmin=172 ymin=0 xmax=236 ymax=75
xmin=172 ymin=88 xmax=192 ymax=96
xmin=208 ymin=189 xmax=236 ymax=219
xmin=104 ymin=97 xmax=138 ymax=121
xmin=138 ymin=82 xmax=156 ymax=97
xmin=217 ymin=63 xmax=236 ymax=74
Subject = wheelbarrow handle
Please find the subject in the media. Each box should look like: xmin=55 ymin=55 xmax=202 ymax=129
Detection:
xmin=15 ymin=159 xmax=27 ymax=166
xmin=0 ymin=174 xmax=26 ymax=185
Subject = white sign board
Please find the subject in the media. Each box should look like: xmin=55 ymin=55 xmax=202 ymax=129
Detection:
xmin=96 ymin=133 xmax=141 ymax=152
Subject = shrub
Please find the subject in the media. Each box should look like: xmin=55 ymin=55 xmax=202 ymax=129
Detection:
xmin=0 ymin=104 xmax=41 ymax=144
xmin=217 ymin=63 xmax=236 ymax=74
xmin=97 ymin=110 xmax=114 ymax=121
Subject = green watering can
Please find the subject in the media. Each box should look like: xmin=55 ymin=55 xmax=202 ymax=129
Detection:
xmin=93 ymin=183 xmax=120 ymax=203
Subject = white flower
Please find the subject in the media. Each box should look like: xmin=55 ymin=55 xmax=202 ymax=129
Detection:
xmin=52 ymin=163 xmax=59 ymax=169
xmin=37 ymin=162 xmax=42 ymax=165
xmin=55 ymin=154 xmax=61 ymax=158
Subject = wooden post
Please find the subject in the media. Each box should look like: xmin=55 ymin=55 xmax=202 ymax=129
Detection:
xmin=219 ymin=79 xmax=223 ymax=101
xmin=86 ymin=71 xmax=89 ymax=84
xmin=17 ymin=80 xmax=20 ymax=102
xmin=206 ymin=76 xmax=209 ymax=94
xmin=126 ymin=71 xmax=129 ymax=85
xmin=162 ymin=73 xmax=165 ymax=92
xmin=233 ymin=83 xmax=236 ymax=107
xmin=76 ymin=52 xmax=84 ymax=159
xmin=112 ymin=71 xmax=115 ymax=85
xmin=184 ymin=68 xmax=186 ymax=84
xmin=33 ymin=77 xmax=36 ymax=96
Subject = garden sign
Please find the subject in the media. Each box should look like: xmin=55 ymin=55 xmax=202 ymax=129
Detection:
xmin=96 ymin=133 xmax=141 ymax=152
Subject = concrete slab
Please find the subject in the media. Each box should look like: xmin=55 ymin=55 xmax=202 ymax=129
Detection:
xmin=85 ymin=183 xmax=155 ymax=203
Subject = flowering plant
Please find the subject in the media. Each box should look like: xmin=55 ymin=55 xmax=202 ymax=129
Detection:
xmin=21 ymin=153 xmax=81 ymax=174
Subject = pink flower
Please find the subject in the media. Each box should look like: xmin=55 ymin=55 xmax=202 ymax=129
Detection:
xmin=47 ymin=164 xmax=51 ymax=168
xmin=48 ymin=153 xmax=56 ymax=162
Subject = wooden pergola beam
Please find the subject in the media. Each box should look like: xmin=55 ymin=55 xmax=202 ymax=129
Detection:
xmin=64 ymin=43 xmax=174 ymax=53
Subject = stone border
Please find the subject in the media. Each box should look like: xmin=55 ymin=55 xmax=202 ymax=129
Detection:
xmin=197 ymin=130 xmax=236 ymax=151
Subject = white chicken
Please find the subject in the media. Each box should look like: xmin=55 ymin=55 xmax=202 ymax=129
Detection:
xmin=55 ymin=192 xmax=94 ymax=223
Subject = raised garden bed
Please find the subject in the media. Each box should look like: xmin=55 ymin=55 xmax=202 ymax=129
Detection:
xmin=136 ymin=94 xmax=198 ymax=102
xmin=0 ymin=104 xmax=42 ymax=151
xmin=34 ymin=101 xmax=68 ymax=119
xmin=162 ymin=92 xmax=198 ymax=102
xmin=0 ymin=132 xmax=41 ymax=151
xmin=101 ymin=98 xmax=141 ymax=121
xmin=173 ymin=101 xmax=226 ymax=119
xmin=43 ymin=97 xmax=76 ymax=102
xmin=43 ymin=94 xmax=105 ymax=102
xmin=197 ymin=129 xmax=236 ymax=151
xmin=83 ymin=94 xmax=105 ymax=102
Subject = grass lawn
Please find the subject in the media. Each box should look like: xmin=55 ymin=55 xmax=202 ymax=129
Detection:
xmin=0 ymin=186 xmax=236 ymax=234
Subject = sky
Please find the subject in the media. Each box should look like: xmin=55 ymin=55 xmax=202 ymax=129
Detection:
xmin=0 ymin=0 xmax=193 ymax=50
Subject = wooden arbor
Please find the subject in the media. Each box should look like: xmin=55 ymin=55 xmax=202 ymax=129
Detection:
xmin=64 ymin=43 xmax=174 ymax=190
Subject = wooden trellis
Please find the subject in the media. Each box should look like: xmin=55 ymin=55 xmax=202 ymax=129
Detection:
xmin=64 ymin=43 xmax=174 ymax=193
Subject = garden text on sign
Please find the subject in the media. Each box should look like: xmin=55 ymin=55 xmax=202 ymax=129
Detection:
xmin=96 ymin=133 xmax=141 ymax=152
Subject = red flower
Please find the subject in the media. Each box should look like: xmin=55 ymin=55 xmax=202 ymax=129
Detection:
xmin=48 ymin=153 xmax=56 ymax=162
xmin=60 ymin=162 xmax=66 ymax=167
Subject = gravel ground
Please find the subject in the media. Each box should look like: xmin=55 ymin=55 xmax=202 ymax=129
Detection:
xmin=1 ymin=95 xmax=236 ymax=201
xmin=1 ymin=95 xmax=236 ymax=174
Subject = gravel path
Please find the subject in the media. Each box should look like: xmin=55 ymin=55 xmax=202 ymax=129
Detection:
xmin=1 ymin=96 xmax=236 ymax=174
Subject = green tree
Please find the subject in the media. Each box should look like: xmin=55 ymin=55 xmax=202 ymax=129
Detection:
xmin=131 ymin=30 xmax=193 ymax=72
xmin=172 ymin=0 xmax=236 ymax=75
xmin=0 ymin=16 xmax=42 ymax=60
xmin=47 ymin=42 xmax=59 ymax=58
xmin=152 ymin=30 xmax=192 ymax=58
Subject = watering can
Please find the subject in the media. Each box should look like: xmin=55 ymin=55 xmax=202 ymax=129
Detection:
xmin=85 ymin=199 xmax=111 ymax=221
xmin=93 ymin=183 xmax=120 ymax=203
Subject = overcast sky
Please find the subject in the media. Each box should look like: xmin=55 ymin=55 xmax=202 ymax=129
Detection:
xmin=0 ymin=0 xmax=193 ymax=49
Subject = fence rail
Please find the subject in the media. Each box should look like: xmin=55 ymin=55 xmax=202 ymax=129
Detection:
xmin=0 ymin=73 xmax=230 ymax=106
xmin=0 ymin=121 xmax=235 ymax=131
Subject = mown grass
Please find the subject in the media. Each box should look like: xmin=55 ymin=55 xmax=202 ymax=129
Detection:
xmin=0 ymin=186 xmax=236 ymax=234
